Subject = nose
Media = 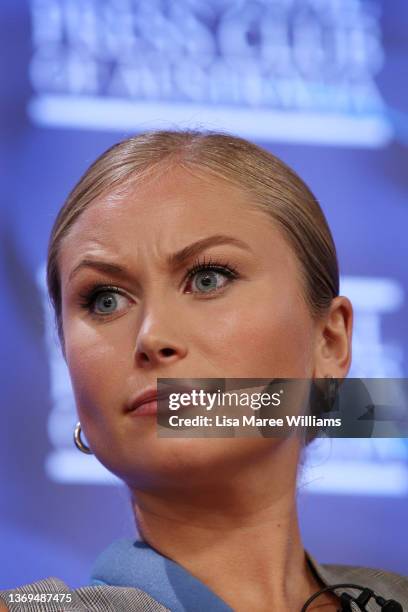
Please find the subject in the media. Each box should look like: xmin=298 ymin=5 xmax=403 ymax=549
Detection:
xmin=134 ymin=314 xmax=188 ymax=368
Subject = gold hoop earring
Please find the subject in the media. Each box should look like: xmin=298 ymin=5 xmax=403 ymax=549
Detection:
xmin=74 ymin=422 xmax=93 ymax=455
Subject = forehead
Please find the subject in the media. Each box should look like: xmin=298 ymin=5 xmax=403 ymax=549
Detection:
xmin=66 ymin=166 xmax=258 ymax=232
xmin=58 ymin=165 xmax=296 ymax=276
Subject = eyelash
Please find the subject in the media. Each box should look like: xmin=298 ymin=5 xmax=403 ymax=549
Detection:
xmin=78 ymin=256 xmax=239 ymax=317
xmin=184 ymin=255 xmax=239 ymax=292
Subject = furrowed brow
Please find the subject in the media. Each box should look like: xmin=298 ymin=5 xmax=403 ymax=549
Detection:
xmin=166 ymin=235 xmax=251 ymax=270
xmin=67 ymin=235 xmax=251 ymax=284
xmin=68 ymin=260 xmax=131 ymax=284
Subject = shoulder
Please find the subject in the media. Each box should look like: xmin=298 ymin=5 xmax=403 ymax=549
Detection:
xmin=307 ymin=551 xmax=408 ymax=607
xmin=319 ymin=559 xmax=408 ymax=590
xmin=0 ymin=577 xmax=170 ymax=611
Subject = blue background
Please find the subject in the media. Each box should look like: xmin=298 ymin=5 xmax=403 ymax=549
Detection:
xmin=1 ymin=0 xmax=408 ymax=589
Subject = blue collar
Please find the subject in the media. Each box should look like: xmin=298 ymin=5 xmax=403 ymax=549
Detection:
xmin=89 ymin=537 xmax=233 ymax=611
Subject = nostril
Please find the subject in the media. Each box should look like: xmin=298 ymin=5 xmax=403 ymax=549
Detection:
xmin=160 ymin=348 xmax=175 ymax=357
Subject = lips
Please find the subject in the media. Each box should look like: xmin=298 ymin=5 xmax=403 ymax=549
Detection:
xmin=126 ymin=383 xmax=204 ymax=415
xmin=127 ymin=389 xmax=170 ymax=414
xmin=125 ymin=378 xmax=224 ymax=415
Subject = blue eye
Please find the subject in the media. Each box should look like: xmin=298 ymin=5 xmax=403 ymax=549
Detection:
xmin=184 ymin=257 xmax=239 ymax=295
xmin=94 ymin=291 xmax=119 ymax=313
xmin=78 ymin=257 xmax=239 ymax=319
xmin=187 ymin=269 xmax=231 ymax=293
xmin=79 ymin=285 xmax=129 ymax=317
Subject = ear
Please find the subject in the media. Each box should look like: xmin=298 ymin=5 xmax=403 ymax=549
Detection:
xmin=313 ymin=296 xmax=353 ymax=378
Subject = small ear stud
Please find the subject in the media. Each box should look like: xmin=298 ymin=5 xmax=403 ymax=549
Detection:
xmin=325 ymin=376 xmax=338 ymax=408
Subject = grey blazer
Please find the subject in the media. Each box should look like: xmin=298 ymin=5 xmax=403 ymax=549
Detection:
xmin=1 ymin=552 xmax=407 ymax=611
xmin=306 ymin=551 xmax=408 ymax=611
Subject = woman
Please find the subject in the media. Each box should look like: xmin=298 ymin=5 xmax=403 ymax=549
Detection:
xmin=1 ymin=130 xmax=407 ymax=612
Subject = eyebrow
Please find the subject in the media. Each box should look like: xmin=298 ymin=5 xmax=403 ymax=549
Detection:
xmin=67 ymin=234 xmax=252 ymax=284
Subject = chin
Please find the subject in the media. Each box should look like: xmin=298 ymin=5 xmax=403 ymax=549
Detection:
xmin=99 ymin=435 xmax=279 ymax=491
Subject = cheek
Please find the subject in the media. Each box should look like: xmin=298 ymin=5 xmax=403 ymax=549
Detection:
xmin=195 ymin=287 xmax=314 ymax=377
xmin=63 ymin=319 xmax=129 ymax=423
xmin=252 ymin=299 xmax=313 ymax=376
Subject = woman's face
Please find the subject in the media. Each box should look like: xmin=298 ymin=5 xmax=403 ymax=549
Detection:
xmin=59 ymin=166 xmax=320 ymax=489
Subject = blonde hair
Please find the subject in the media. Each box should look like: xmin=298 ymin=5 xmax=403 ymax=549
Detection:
xmin=46 ymin=129 xmax=339 ymax=350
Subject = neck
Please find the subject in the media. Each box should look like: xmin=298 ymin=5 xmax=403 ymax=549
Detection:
xmin=129 ymin=439 xmax=330 ymax=611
